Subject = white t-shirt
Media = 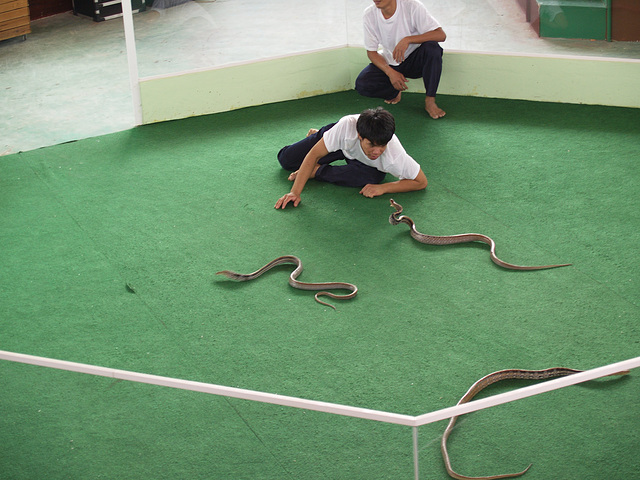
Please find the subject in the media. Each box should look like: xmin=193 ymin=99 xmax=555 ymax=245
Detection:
xmin=364 ymin=0 xmax=441 ymax=66
xmin=322 ymin=115 xmax=421 ymax=181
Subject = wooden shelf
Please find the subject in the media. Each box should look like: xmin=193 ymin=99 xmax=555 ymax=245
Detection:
xmin=0 ymin=0 xmax=30 ymax=42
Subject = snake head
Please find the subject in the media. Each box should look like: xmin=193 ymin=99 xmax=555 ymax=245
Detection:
xmin=389 ymin=198 xmax=403 ymax=225
xmin=390 ymin=198 xmax=403 ymax=214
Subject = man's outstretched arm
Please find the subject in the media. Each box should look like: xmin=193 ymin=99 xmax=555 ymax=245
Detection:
xmin=359 ymin=168 xmax=428 ymax=198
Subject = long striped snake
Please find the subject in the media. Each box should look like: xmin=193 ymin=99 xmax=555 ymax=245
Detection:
xmin=216 ymin=255 xmax=357 ymax=309
xmin=442 ymin=367 xmax=630 ymax=480
xmin=389 ymin=199 xmax=571 ymax=270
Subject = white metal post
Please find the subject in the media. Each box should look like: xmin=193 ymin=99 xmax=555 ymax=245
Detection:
xmin=121 ymin=0 xmax=143 ymax=125
xmin=412 ymin=426 xmax=419 ymax=480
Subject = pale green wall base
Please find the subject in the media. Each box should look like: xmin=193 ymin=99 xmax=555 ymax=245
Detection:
xmin=140 ymin=47 xmax=354 ymax=124
xmin=140 ymin=46 xmax=640 ymax=124
xmin=435 ymin=50 xmax=640 ymax=107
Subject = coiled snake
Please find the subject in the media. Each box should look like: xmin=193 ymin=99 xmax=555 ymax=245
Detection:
xmin=389 ymin=199 xmax=571 ymax=270
xmin=442 ymin=367 xmax=629 ymax=480
xmin=216 ymin=255 xmax=357 ymax=309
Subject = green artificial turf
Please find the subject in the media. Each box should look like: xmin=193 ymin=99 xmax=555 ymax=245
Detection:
xmin=1 ymin=92 xmax=638 ymax=479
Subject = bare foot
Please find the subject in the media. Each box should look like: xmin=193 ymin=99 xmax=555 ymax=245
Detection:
xmin=288 ymin=170 xmax=298 ymax=181
xmin=425 ymin=96 xmax=446 ymax=119
xmin=384 ymin=92 xmax=402 ymax=105
xmin=288 ymin=166 xmax=319 ymax=181
xmin=306 ymin=128 xmax=318 ymax=137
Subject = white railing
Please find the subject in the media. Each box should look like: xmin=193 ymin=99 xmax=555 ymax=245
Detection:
xmin=1 ymin=350 xmax=637 ymax=479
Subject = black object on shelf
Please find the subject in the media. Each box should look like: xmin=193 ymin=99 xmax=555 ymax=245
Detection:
xmin=72 ymin=0 xmax=146 ymax=22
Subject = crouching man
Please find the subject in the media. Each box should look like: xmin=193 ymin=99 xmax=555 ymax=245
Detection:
xmin=275 ymin=107 xmax=428 ymax=209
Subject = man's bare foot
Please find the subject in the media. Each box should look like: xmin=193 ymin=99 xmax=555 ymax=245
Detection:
xmin=306 ymin=128 xmax=318 ymax=137
xmin=288 ymin=165 xmax=319 ymax=181
xmin=384 ymin=92 xmax=402 ymax=105
xmin=425 ymin=96 xmax=446 ymax=119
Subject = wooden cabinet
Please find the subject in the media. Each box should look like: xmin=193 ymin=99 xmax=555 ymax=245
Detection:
xmin=612 ymin=0 xmax=640 ymax=41
xmin=0 ymin=0 xmax=30 ymax=42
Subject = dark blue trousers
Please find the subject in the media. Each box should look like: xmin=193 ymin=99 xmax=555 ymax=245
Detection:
xmin=277 ymin=123 xmax=386 ymax=188
xmin=355 ymin=41 xmax=443 ymax=101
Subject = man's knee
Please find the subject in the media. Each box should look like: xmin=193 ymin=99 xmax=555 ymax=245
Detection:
xmin=417 ymin=41 xmax=443 ymax=60
xmin=355 ymin=67 xmax=372 ymax=95
xmin=277 ymin=145 xmax=296 ymax=171
xmin=355 ymin=64 xmax=387 ymax=97
xmin=367 ymin=169 xmax=387 ymax=185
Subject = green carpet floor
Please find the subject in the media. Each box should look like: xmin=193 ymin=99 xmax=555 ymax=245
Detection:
xmin=1 ymin=92 xmax=638 ymax=479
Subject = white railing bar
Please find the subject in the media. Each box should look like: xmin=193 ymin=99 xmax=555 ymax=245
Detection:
xmin=1 ymin=351 xmax=637 ymax=430
xmin=0 ymin=350 xmax=415 ymax=426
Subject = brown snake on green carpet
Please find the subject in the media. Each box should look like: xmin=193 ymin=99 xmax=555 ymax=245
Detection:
xmin=389 ymin=199 xmax=571 ymax=270
xmin=442 ymin=367 xmax=630 ymax=480
xmin=216 ymin=255 xmax=357 ymax=309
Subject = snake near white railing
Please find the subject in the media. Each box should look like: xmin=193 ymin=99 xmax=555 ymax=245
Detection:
xmin=441 ymin=367 xmax=629 ymax=480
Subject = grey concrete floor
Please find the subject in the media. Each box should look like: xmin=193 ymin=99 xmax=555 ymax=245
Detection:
xmin=1 ymin=0 xmax=639 ymax=156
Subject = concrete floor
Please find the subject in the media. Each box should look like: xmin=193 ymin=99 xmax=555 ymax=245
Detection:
xmin=1 ymin=0 xmax=639 ymax=156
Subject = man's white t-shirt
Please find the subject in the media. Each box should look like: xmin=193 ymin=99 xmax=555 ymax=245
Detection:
xmin=363 ymin=0 xmax=441 ymax=66
xmin=322 ymin=114 xmax=421 ymax=181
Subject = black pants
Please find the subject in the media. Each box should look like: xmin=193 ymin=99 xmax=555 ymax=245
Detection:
xmin=355 ymin=41 xmax=443 ymax=101
xmin=277 ymin=123 xmax=386 ymax=188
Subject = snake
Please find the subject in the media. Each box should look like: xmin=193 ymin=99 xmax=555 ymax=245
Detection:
xmin=216 ymin=255 xmax=357 ymax=309
xmin=441 ymin=367 xmax=630 ymax=480
xmin=389 ymin=199 xmax=571 ymax=270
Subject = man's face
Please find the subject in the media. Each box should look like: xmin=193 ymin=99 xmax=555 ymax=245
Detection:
xmin=373 ymin=0 xmax=395 ymax=10
xmin=359 ymin=136 xmax=387 ymax=160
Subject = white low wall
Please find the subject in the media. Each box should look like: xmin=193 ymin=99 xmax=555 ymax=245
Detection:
xmin=139 ymin=46 xmax=640 ymax=124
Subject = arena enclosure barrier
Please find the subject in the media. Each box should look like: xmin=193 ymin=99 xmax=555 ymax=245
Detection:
xmin=1 ymin=350 xmax=638 ymax=480
xmin=113 ymin=0 xmax=640 ymax=125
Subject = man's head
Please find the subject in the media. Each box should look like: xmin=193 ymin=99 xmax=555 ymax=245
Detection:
xmin=357 ymin=107 xmax=395 ymax=160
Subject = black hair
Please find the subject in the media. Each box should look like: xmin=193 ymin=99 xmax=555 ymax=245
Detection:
xmin=356 ymin=107 xmax=395 ymax=146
